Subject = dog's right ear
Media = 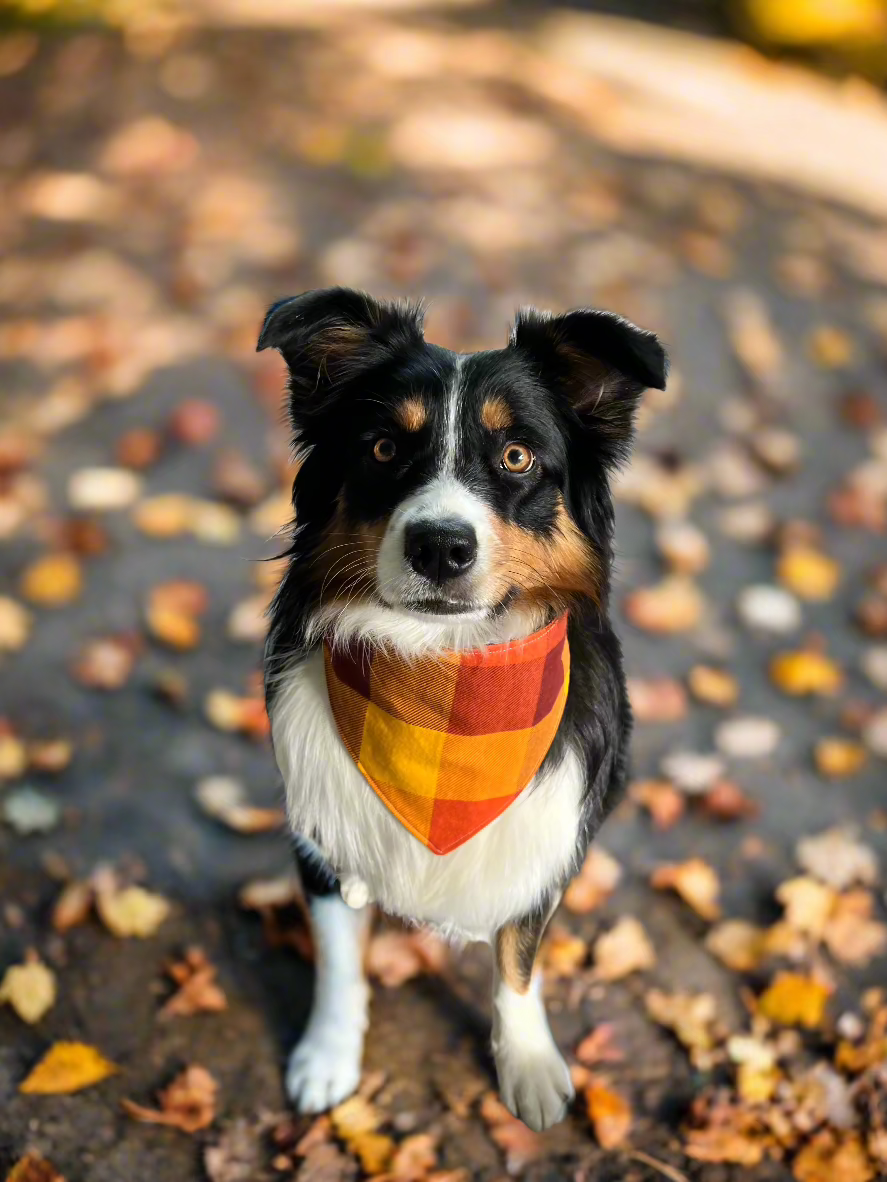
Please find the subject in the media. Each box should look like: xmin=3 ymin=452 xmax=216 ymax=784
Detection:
xmin=257 ymin=287 xmax=425 ymax=404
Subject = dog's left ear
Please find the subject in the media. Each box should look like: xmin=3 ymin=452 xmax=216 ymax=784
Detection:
xmin=510 ymin=308 xmax=668 ymax=464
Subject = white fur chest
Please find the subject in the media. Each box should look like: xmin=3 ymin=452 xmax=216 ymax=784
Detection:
xmin=270 ymin=650 xmax=584 ymax=942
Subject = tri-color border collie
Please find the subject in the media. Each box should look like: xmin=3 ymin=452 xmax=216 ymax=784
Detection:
xmin=259 ymin=287 xmax=667 ymax=1132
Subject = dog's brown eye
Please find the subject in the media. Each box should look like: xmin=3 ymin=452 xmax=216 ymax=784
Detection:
xmin=373 ymin=438 xmax=396 ymax=463
xmin=502 ymin=443 xmax=535 ymax=474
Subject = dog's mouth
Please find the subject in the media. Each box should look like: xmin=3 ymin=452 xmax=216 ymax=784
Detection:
xmin=397 ymin=590 xmax=517 ymax=619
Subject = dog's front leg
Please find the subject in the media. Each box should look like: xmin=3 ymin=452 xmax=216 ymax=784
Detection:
xmin=286 ymin=839 xmax=370 ymax=1113
xmin=492 ymin=903 xmax=574 ymax=1132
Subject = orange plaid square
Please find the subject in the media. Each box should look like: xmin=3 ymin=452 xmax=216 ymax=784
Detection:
xmin=324 ymin=616 xmax=570 ymax=854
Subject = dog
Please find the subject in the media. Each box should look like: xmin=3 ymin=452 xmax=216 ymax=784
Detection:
xmin=258 ymin=287 xmax=667 ymax=1132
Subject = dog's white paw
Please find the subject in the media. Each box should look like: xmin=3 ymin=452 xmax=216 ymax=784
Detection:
xmin=494 ymin=1039 xmax=574 ymax=1133
xmin=286 ymin=1015 xmax=365 ymax=1114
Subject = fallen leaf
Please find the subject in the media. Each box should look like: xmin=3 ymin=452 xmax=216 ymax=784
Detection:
xmin=736 ymin=584 xmax=802 ymax=633
xmin=168 ymin=399 xmax=220 ymax=446
xmin=809 ymin=324 xmax=855 ymax=368
xmin=814 ymin=738 xmax=867 ymax=779
xmin=386 ymin=1133 xmax=437 ymax=1181
xmin=479 ymin=1092 xmax=545 ymax=1173
xmin=646 ymin=989 xmax=717 ymax=1054
xmin=624 ymin=577 xmax=704 ymax=634
xmin=123 ymin=1065 xmax=218 ymax=1133
xmin=655 ymin=519 xmax=710 ymax=574
xmin=20 ymin=553 xmax=83 ymax=607
xmin=366 ymin=928 xmax=448 ymax=987
xmin=585 ymin=1078 xmax=632 ymax=1149
xmin=722 ymin=288 xmax=782 ymax=384
xmin=2 ymin=787 xmax=61 ymax=834
xmin=777 ymin=546 xmax=840 ymax=601
xmin=20 ymin=1041 xmax=117 ymax=1094
xmin=823 ymin=891 xmax=887 ymax=967
xmin=627 ymin=676 xmax=688 ymax=723
xmin=652 ymin=858 xmax=722 ymax=920
xmin=0 ymin=730 xmax=27 ymax=780
xmin=351 ymin=1133 xmax=396 ymax=1175
xmin=542 ymin=926 xmax=588 ymax=976
xmin=0 ymin=951 xmax=56 ymax=1023
xmin=593 ymin=917 xmax=655 ymax=981
xmin=714 ymin=716 xmax=780 ymax=759
xmin=331 ymin=1094 xmax=382 ymax=1141
xmin=194 ymin=776 xmax=285 ymax=834
xmin=116 ymin=427 xmax=162 ymax=469
xmin=159 ymin=947 xmax=228 ymax=1020
xmin=777 ymin=876 xmax=837 ymax=939
xmin=71 ymin=635 xmax=137 ymax=690
xmin=630 ymin=779 xmax=686 ymax=829
xmin=95 ymin=873 xmax=171 ymax=938
xmin=685 ymin=1126 xmax=764 ymax=1166
xmin=699 ymin=779 xmax=760 ymax=821
xmin=797 ymin=828 xmax=879 ymax=890
xmin=204 ymin=1118 xmax=261 ymax=1182
xmin=52 ymin=880 xmax=94 ymax=932
xmin=771 ymin=650 xmax=843 ymax=696
xmin=0 ymin=596 xmax=32 ymax=651
xmin=6 ymin=1153 xmax=67 ymax=1182
xmin=67 ymin=467 xmax=142 ymax=511
xmin=688 ymin=665 xmax=739 ymax=708
xmin=705 ymin=921 xmax=767 ymax=972
xmin=660 ymin=750 xmax=725 ymax=795
xmin=575 ymin=1025 xmax=625 ymax=1066
xmin=757 ymin=972 xmax=831 ymax=1029
xmin=563 ymin=847 xmax=622 ymax=913
xmin=793 ymin=1130 xmax=874 ymax=1182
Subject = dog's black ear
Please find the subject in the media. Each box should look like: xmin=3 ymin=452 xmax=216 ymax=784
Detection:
xmin=510 ymin=307 xmax=668 ymax=465
xmin=257 ymin=286 xmax=425 ymax=404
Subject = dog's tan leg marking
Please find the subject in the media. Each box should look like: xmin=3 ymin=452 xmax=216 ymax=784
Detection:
xmin=492 ymin=904 xmax=574 ymax=1132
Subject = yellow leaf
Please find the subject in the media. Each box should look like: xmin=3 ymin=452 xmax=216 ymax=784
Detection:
xmin=331 ymin=1095 xmax=381 ymax=1141
xmin=20 ymin=1041 xmax=117 ymax=1095
xmin=770 ymin=650 xmax=843 ymax=696
xmin=777 ymin=546 xmax=840 ymax=601
xmin=95 ymin=884 xmax=170 ymax=938
xmin=0 ymin=953 xmax=56 ymax=1024
xmin=814 ymin=738 xmax=867 ymax=779
xmin=585 ymin=1080 xmax=632 ymax=1149
xmin=645 ymin=989 xmax=717 ymax=1054
xmin=758 ymin=972 xmax=831 ymax=1029
xmin=736 ymin=1060 xmax=779 ymax=1104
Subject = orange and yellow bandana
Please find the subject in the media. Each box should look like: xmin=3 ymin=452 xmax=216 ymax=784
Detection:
xmin=323 ymin=616 xmax=570 ymax=855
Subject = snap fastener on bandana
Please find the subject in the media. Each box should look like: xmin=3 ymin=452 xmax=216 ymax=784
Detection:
xmin=323 ymin=615 xmax=570 ymax=855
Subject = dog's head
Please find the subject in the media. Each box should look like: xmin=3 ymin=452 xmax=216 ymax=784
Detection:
xmin=259 ymin=286 xmax=667 ymax=650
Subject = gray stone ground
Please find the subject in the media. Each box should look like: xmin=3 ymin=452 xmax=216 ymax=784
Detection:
xmin=0 ymin=9 xmax=886 ymax=1181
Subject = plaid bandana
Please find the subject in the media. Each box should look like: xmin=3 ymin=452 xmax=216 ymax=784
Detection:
xmin=323 ymin=615 xmax=570 ymax=855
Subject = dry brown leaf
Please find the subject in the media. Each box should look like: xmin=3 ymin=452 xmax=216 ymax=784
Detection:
xmin=593 ymin=917 xmax=656 ymax=981
xmin=823 ymin=891 xmax=887 ymax=967
xmin=757 ymin=972 xmax=831 ymax=1029
xmin=793 ymin=1130 xmax=875 ymax=1182
xmin=20 ymin=1041 xmax=117 ymax=1094
xmin=777 ymin=876 xmax=838 ymax=939
xmin=771 ymin=650 xmax=844 ymax=696
xmin=479 ymin=1092 xmax=545 ymax=1174
xmin=699 ymin=779 xmax=760 ymax=822
xmin=159 ymin=947 xmax=228 ymax=1020
xmin=627 ymin=676 xmax=688 ymax=723
xmin=651 ymin=858 xmax=721 ymax=920
xmin=688 ymin=665 xmax=739 ymax=708
xmin=645 ymin=990 xmax=717 ymax=1054
xmin=383 ymin=1133 xmax=438 ymax=1182
xmin=630 ymin=779 xmax=686 ymax=829
xmin=563 ymin=846 xmax=622 ymax=913
xmin=0 ymin=951 xmax=56 ymax=1024
xmin=366 ymin=928 xmax=448 ymax=987
xmin=123 ymin=1065 xmax=218 ymax=1133
xmin=585 ymin=1078 xmax=632 ymax=1149
xmin=20 ymin=553 xmax=83 ymax=607
xmin=705 ymin=920 xmax=767 ymax=972
xmin=624 ymin=577 xmax=704 ymax=634
xmin=203 ymin=1118 xmax=261 ymax=1182
xmin=542 ymin=926 xmax=588 ymax=977
xmin=194 ymin=776 xmax=285 ymax=834
xmin=778 ymin=546 xmax=841 ymax=601
xmin=6 ymin=1153 xmax=67 ymax=1182
xmin=52 ymin=880 xmax=94 ymax=933
xmin=685 ymin=1126 xmax=765 ymax=1166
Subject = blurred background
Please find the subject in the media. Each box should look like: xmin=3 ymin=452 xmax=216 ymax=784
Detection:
xmin=1 ymin=1 xmax=887 ymax=1180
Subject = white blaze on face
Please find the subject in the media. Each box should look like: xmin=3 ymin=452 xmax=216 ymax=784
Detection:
xmin=375 ymin=474 xmax=496 ymax=612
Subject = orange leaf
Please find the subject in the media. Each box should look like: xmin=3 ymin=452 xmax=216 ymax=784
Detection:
xmin=585 ymin=1079 xmax=632 ymax=1149
xmin=123 ymin=1065 xmax=217 ymax=1134
xmin=757 ymin=972 xmax=831 ymax=1028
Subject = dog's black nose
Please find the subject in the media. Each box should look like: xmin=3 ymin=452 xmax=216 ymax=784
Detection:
xmin=405 ymin=520 xmax=478 ymax=584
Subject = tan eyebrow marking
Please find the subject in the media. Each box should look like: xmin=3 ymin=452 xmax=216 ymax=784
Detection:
xmin=481 ymin=396 xmax=513 ymax=431
xmin=394 ymin=398 xmax=427 ymax=432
